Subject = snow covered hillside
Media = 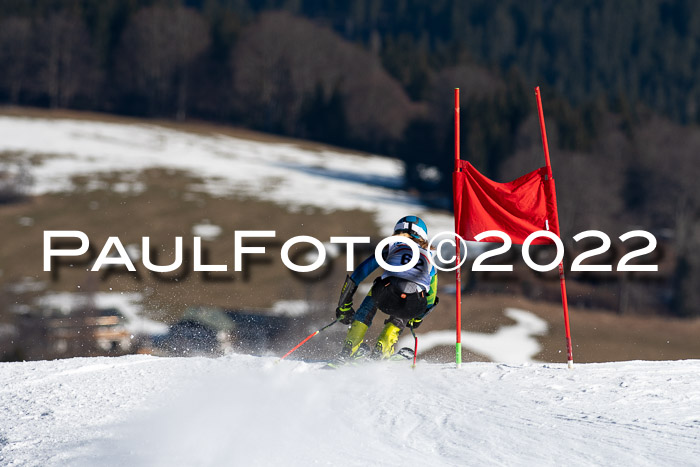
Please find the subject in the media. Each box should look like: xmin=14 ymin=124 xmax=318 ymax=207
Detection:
xmin=1 ymin=355 xmax=698 ymax=466
xmin=0 ymin=115 xmax=453 ymax=235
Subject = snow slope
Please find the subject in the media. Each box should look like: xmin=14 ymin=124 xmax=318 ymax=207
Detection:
xmin=1 ymin=355 xmax=698 ymax=466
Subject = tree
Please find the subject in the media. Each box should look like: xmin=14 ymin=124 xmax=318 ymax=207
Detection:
xmin=0 ymin=17 xmax=32 ymax=104
xmin=231 ymin=11 xmax=415 ymax=151
xmin=380 ymin=33 xmax=431 ymax=100
xmin=632 ymin=116 xmax=700 ymax=317
xmin=33 ymin=12 xmax=100 ymax=108
xmin=299 ymin=84 xmax=347 ymax=146
xmin=415 ymin=64 xmax=530 ymax=193
xmin=116 ymin=5 xmax=210 ymax=119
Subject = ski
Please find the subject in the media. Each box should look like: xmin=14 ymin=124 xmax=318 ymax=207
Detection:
xmin=391 ymin=347 xmax=415 ymax=361
xmin=321 ymin=345 xmax=414 ymax=369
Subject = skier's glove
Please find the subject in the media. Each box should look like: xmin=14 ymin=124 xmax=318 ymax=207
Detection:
xmin=335 ymin=303 xmax=355 ymax=325
xmin=335 ymin=276 xmax=358 ymax=324
xmin=407 ymin=317 xmax=423 ymax=329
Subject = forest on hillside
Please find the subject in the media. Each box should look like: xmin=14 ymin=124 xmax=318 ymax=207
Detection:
xmin=1 ymin=0 xmax=699 ymax=318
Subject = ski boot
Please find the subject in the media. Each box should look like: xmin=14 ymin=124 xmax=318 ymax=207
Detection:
xmin=324 ymin=321 xmax=368 ymax=369
xmin=372 ymin=322 xmax=402 ymax=359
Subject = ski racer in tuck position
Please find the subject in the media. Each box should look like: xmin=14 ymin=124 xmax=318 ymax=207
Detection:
xmin=333 ymin=216 xmax=439 ymax=362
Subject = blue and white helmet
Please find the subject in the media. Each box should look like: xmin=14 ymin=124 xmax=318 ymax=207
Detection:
xmin=393 ymin=215 xmax=428 ymax=243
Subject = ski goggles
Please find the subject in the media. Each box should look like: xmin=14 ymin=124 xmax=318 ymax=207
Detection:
xmin=393 ymin=221 xmax=427 ymax=242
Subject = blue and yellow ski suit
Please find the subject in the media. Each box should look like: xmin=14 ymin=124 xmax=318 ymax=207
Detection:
xmin=342 ymin=238 xmax=438 ymax=358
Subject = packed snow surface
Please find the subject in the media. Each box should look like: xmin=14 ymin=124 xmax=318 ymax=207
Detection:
xmin=0 ymin=355 xmax=698 ymax=466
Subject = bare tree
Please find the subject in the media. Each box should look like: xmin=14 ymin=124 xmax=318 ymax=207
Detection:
xmin=634 ymin=116 xmax=700 ymax=316
xmin=34 ymin=12 xmax=100 ymax=108
xmin=501 ymin=111 xmax=700 ymax=317
xmin=0 ymin=17 xmax=32 ymax=104
xmin=116 ymin=6 xmax=210 ymax=119
xmin=231 ymin=11 xmax=415 ymax=147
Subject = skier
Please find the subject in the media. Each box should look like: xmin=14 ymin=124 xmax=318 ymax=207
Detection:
xmin=333 ymin=215 xmax=439 ymax=362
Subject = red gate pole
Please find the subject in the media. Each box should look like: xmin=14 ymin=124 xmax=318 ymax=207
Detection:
xmin=454 ymin=88 xmax=463 ymax=368
xmin=535 ymin=86 xmax=574 ymax=369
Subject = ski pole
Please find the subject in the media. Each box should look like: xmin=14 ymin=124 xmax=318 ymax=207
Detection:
xmin=277 ymin=319 xmax=339 ymax=362
xmin=409 ymin=326 xmax=418 ymax=369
